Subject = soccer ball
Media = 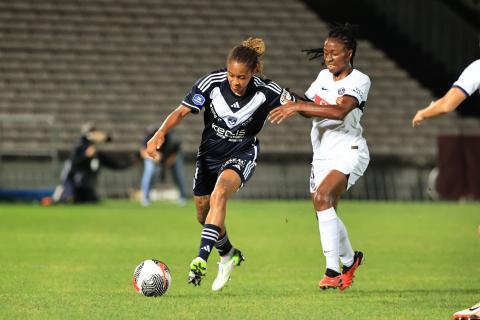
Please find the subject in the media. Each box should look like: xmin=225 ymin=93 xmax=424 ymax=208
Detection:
xmin=132 ymin=259 xmax=172 ymax=297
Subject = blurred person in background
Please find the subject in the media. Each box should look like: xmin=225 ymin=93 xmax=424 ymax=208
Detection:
xmin=412 ymin=59 xmax=480 ymax=320
xmin=269 ymin=24 xmax=370 ymax=291
xmin=146 ymin=37 xmax=295 ymax=291
xmin=54 ymin=122 xmax=132 ymax=204
xmin=139 ymin=125 xmax=187 ymax=207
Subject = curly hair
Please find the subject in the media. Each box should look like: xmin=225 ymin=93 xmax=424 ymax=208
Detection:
xmin=227 ymin=37 xmax=265 ymax=77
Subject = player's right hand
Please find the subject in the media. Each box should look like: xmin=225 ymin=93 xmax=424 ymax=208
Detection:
xmin=146 ymin=132 xmax=164 ymax=161
xmin=268 ymin=104 xmax=298 ymax=124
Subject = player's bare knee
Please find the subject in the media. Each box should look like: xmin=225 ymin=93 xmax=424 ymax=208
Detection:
xmin=313 ymin=190 xmax=335 ymax=210
xmin=210 ymin=187 xmax=228 ymax=206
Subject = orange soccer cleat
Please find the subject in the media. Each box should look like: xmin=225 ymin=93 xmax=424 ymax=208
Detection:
xmin=339 ymin=251 xmax=364 ymax=291
xmin=318 ymin=275 xmax=342 ymax=290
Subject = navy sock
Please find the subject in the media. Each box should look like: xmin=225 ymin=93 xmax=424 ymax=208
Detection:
xmin=198 ymin=224 xmax=221 ymax=261
xmin=215 ymin=231 xmax=233 ymax=256
xmin=325 ymin=268 xmax=341 ymax=277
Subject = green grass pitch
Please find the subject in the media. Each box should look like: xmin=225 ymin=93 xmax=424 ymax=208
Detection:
xmin=1 ymin=200 xmax=479 ymax=319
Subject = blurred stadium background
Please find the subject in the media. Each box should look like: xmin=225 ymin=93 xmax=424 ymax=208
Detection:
xmin=0 ymin=0 xmax=479 ymax=202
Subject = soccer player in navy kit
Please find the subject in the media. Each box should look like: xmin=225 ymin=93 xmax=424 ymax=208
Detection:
xmin=146 ymin=37 xmax=293 ymax=290
xmin=269 ymin=24 xmax=370 ymax=291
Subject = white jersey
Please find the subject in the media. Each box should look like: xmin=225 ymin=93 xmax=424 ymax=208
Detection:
xmin=305 ymin=69 xmax=371 ymax=159
xmin=453 ymin=59 xmax=480 ymax=96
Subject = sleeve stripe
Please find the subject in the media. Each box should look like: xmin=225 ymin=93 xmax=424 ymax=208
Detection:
xmin=198 ymin=71 xmax=227 ymax=88
xmin=200 ymin=78 xmax=226 ymax=93
xmin=452 ymin=85 xmax=470 ymax=97
xmin=265 ymin=83 xmax=281 ymax=94
xmin=198 ymin=72 xmax=227 ymax=91
xmin=253 ymin=76 xmax=265 ymax=85
xmin=253 ymin=77 xmax=282 ymax=94
xmin=268 ymin=81 xmax=282 ymax=92
xmin=181 ymin=101 xmax=201 ymax=111
xmin=253 ymin=79 xmax=265 ymax=87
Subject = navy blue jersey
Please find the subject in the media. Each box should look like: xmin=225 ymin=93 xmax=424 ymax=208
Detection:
xmin=182 ymin=69 xmax=293 ymax=163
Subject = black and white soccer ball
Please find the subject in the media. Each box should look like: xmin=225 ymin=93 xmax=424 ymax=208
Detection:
xmin=132 ymin=259 xmax=171 ymax=297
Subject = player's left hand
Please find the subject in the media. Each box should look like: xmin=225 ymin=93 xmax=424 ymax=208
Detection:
xmin=412 ymin=111 xmax=425 ymax=127
xmin=268 ymin=104 xmax=298 ymax=124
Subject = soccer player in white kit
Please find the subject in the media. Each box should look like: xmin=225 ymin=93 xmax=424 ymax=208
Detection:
xmin=412 ymin=59 xmax=480 ymax=320
xmin=269 ymin=24 xmax=370 ymax=290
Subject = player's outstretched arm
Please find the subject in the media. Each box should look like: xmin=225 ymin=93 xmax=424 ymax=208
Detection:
xmin=268 ymin=95 xmax=357 ymax=124
xmin=412 ymin=87 xmax=467 ymax=127
xmin=146 ymin=105 xmax=191 ymax=159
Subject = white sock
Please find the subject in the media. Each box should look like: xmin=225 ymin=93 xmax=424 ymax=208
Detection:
xmin=220 ymin=247 xmax=234 ymax=264
xmin=338 ymin=218 xmax=354 ymax=268
xmin=317 ymin=207 xmax=340 ymax=273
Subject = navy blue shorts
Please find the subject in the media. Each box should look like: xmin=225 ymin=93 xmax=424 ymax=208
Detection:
xmin=193 ymin=147 xmax=258 ymax=196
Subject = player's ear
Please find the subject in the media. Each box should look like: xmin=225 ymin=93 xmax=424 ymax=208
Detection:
xmin=347 ymin=49 xmax=353 ymax=62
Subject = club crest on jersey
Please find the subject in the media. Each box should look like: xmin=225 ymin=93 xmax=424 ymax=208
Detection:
xmin=280 ymin=89 xmax=294 ymax=105
xmin=192 ymin=94 xmax=206 ymax=106
xmin=338 ymin=87 xmax=345 ymax=95
xmin=227 ymin=116 xmax=237 ymax=125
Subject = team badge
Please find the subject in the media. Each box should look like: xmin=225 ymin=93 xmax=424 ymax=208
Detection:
xmin=192 ymin=94 xmax=206 ymax=106
xmin=227 ymin=116 xmax=237 ymax=125
xmin=280 ymin=89 xmax=294 ymax=105
xmin=338 ymin=87 xmax=345 ymax=95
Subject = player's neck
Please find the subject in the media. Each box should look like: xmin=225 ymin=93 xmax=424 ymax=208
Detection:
xmin=333 ymin=67 xmax=353 ymax=81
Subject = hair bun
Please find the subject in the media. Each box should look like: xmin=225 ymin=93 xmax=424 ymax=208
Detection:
xmin=242 ymin=37 xmax=265 ymax=57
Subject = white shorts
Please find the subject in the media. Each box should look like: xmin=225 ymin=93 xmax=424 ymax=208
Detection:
xmin=309 ymin=147 xmax=370 ymax=193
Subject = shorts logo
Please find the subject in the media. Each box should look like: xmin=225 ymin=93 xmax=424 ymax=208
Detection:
xmin=227 ymin=116 xmax=237 ymax=125
xmin=310 ymin=168 xmax=316 ymax=191
xmin=192 ymin=94 xmax=206 ymax=106
xmin=338 ymin=87 xmax=345 ymax=95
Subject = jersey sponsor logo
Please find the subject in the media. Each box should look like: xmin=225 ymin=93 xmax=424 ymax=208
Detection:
xmin=192 ymin=94 xmax=206 ymax=106
xmin=314 ymin=95 xmax=329 ymax=106
xmin=338 ymin=87 xmax=345 ymax=95
xmin=227 ymin=116 xmax=237 ymax=126
xmin=212 ymin=123 xmax=246 ymax=141
xmin=230 ymin=102 xmax=240 ymax=109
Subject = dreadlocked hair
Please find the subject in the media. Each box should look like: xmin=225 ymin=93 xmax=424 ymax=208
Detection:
xmin=227 ymin=37 xmax=265 ymax=77
xmin=302 ymin=23 xmax=358 ymax=67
